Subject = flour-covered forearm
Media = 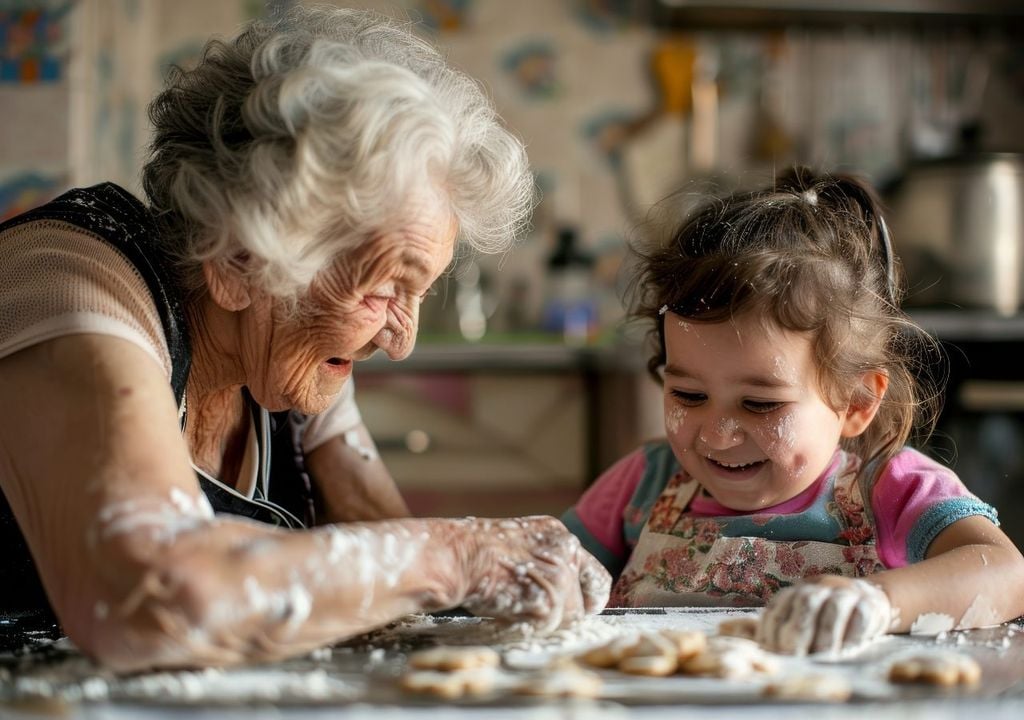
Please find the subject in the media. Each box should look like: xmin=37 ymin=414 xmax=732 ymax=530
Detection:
xmin=81 ymin=500 xmax=609 ymax=671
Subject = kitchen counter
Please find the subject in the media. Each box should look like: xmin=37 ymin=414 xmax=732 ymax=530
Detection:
xmin=3 ymin=608 xmax=1023 ymax=719
xmin=908 ymin=309 xmax=1024 ymax=343
xmin=359 ymin=336 xmax=646 ymax=373
xmin=358 ymin=310 xmax=1024 ymax=375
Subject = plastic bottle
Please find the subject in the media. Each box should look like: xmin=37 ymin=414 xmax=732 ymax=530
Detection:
xmin=541 ymin=226 xmax=596 ymax=345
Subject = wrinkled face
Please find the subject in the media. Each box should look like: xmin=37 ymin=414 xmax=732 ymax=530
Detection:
xmin=662 ymin=310 xmax=854 ymax=511
xmin=241 ymin=206 xmax=457 ymax=414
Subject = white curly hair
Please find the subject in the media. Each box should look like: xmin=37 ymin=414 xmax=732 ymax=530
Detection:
xmin=143 ymin=4 xmax=535 ymax=299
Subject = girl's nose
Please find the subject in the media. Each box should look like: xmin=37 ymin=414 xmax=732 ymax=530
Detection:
xmin=699 ymin=416 xmax=745 ymax=450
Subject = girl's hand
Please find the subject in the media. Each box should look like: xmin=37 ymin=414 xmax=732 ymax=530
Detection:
xmin=757 ymin=576 xmax=894 ymax=655
xmin=453 ymin=516 xmax=611 ymax=632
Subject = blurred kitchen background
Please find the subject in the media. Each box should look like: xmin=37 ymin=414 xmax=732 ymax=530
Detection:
xmin=3 ymin=0 xmax=1024 ymax=546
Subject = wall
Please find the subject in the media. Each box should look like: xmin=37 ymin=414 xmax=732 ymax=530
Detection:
xmin=2 ymin=0 xmax=1023 ymax=514
xmin=4 ymin=1 xmax=1021 ymax=331
xmin=0 ymin=1 xmax=70 ymax=219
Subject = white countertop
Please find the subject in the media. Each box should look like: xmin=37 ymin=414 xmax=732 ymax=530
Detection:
xmin=3 ymin=608 xmax=1023 ymax=719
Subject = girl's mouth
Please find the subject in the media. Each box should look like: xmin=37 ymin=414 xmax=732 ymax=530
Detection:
xmin=705 ymin=456 xmax=767 ymax=479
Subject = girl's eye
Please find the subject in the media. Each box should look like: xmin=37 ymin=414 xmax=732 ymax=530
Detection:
xmin=743 ymin=400 xmax=784 ymax=414
xmin=670 ymin=390 xmax=706 ymax=406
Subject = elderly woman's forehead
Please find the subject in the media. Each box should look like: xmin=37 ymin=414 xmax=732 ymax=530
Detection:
xmin=350 ymin=214 xmax=456 ymax=267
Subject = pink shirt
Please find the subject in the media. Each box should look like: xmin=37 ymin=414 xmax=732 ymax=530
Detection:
xmin=563 ymin=443 xmax=996 ymax=573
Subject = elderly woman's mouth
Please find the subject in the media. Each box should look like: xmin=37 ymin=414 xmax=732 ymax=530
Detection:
xmin=322 ymin=357 xmax=352 ymax=374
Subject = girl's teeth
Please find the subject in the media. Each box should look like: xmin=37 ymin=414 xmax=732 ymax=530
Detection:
xmin=719 ymin=460 xmax=755 ymax=468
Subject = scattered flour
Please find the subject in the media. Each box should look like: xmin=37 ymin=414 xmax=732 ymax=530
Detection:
xmin=3 ymin=609 xmax=1017 ymax=707
xmin=957 ymin=595 xmax=1000 ymax=630
xmin=910 ymin=613 xmax=956 ymax=636
xmin=4 ymin=653 xmax=358 ymax=705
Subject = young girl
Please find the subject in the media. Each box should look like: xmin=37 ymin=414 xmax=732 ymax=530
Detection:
xmin=563 ymin=167 xmax=1024 ymax=655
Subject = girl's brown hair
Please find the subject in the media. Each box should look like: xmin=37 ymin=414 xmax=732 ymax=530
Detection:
xmin=627 ymin=166 xmax=944 ymax=464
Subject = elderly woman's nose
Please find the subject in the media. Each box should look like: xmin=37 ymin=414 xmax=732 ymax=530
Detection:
xmin=374 ymin=329 xmax=414 ymax=360
xmin=373 ymin=303 xmax=420 ymax=360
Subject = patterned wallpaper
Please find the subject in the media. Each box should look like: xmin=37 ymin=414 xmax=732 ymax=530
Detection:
xmin=2 ymin=0 xmax=1022 ymax=333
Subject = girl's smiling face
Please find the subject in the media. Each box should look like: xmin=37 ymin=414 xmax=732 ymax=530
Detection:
xmin=662 ymin=310 xmax=869 ymax=511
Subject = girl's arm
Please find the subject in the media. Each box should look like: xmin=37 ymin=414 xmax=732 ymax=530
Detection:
xmin=758 ymin=516 xmax=1024 ymax=655
xmin=875 ymin=514 xmax=1024 ymax=632
xmin=0 ymin=334 xmax=609 ymax=672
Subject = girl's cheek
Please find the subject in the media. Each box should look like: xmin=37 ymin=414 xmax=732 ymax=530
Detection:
xmin=665 ymin=404 xmax=687 ymax=435
xmin=756 ymin=412 xmax=797 ymax=454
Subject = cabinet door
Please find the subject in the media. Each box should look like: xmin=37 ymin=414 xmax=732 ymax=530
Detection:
xmin=357 ymin=371 xmax=586 ymax=517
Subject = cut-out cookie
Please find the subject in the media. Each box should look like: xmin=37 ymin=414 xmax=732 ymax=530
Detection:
xmin=717 ymin=616 xmax=760 ymax=641
xmin=399 ymin=668 xmax=498 ymax=698
xmin=680 ymin=636 xmax=779 ymax=679
xmin=661 ymin=629 xmax=708 ymax=660
xmin=888 ymin=653 xmax=981 ymax=686
xmin=578 ymin=636 xmax=642 ymax=668
xmin=579 ymin=629 xmax=708 ymax=673
xmin=763 ymin=673 xmax=852 ymax=702
xmin=515 ymin=666 xmax=603 ymax=698
xmin=618 ymin=653 xmax=679 ymax=677
xmin=617 ymin=632 xmax=681 ymax=676
xmin=407 ymin=645 xmax=501 ymax=672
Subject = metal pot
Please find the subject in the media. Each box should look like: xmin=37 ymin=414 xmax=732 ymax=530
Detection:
xmin=886 ymin=152 xmax=1024 ymax=316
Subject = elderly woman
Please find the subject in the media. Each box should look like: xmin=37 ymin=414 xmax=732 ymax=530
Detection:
xmin=0 ymin=7 xmax=609 ymax=671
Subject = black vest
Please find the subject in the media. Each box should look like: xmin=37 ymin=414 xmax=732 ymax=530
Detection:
xmin=0 ymin=184 xmax=317 ymax=625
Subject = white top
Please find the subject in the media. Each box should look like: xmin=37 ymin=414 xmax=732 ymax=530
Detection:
xmin=0 ymin=219 xmax=362 ymax=483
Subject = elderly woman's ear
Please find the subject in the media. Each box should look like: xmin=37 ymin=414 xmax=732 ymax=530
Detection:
xmin=203 ymin=257 xmax=252 ymax=311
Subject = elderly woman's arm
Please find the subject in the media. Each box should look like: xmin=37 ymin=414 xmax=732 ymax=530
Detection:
xmin=0 ymin=335 xmax=609 ymax=672
xmin=306 ymin=426 xmax=411 ymax=521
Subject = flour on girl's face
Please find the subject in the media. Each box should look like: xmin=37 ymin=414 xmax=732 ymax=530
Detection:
xmin=666 ymin=405 xmax=687 ymax=434
xmin=771 ymin=355 xmax=798 ymax=385
xmin=717 ymin=417 xmax=740 ymax=439
xmin=762 ymin=412 xmax=797 ymax=453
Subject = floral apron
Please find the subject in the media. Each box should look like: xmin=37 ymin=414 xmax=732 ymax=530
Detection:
xmin=609 ymin=451 xmax=886 ymax=607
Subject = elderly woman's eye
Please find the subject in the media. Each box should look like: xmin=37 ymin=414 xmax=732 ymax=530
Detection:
xmin=419 ymin=286 xmax=438 ymax=303
xmin=363 ymin=295 xmax=391 ymax=314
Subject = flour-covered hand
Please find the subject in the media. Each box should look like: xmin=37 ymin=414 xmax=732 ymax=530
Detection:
xmin=455 ymin=516 xmax=611 ymax=633
xmin=757 ymin=576 xmax=893 ymax=655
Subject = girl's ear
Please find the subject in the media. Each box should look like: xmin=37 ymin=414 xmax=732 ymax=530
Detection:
xmin=202 ymin=258 xmax=251 ymax=312
xmin=840 ymin=371 xmax=889 ymax=438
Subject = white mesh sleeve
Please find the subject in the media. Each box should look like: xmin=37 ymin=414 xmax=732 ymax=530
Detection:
xmin=0 ymin=220 xmax=171 ymax=375
xmin=1 ymin=219 xmax=363 ymax=451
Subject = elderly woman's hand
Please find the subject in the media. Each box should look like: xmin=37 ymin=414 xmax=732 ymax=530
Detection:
xmin=451 ymin=516 xmax=611 ymax=632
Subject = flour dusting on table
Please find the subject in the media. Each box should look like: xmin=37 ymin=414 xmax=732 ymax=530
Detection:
xmin=2 ymin=609 xmax=1020 ymax=708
